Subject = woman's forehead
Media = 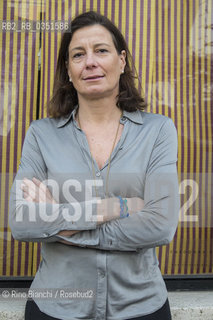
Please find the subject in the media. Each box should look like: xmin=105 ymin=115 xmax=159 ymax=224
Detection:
xmin=69 ymin=25 xmax=115 ymax=49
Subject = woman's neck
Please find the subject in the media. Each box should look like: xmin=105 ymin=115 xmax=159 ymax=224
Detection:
xmin=77 ymin=96 xmax=122 ymax=126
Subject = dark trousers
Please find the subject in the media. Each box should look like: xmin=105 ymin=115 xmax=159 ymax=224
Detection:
xmin=25 ymin=298 xmax=172 ymax=320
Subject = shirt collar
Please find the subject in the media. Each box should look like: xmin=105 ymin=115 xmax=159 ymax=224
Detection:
xmin=56 ymin=106 xmax=143 ymax=128
xmin=122 ymin=109 xmax=143 ymax=124
xmin=56 ymin=106 xmax=78 ymax=128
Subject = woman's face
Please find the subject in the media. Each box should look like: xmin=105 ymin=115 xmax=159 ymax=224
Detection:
xmin=67 ymin=24 xmax=126 ymax=101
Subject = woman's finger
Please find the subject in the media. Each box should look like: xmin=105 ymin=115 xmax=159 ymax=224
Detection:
xmin=22 ymin=185 xmax=36 ymax=200
xmin=32 ymin=177 xmax=48 ymax=193
xmin=33 ymin=178 xmax=56 ymax=203
xmin=23 ymin=191 xmax=34 ymax=202
xmin=22 ymin=177 xmax=56 ymax=204
xmin=22 ymin=178 xmax=40 ymax=201
xmin=32 ymin=177 xmax=43 ymax=188
xmin=23 ymin=177 xmax=35 ymax=187
xmin=32 ymin=177 xmax=52 ymax=199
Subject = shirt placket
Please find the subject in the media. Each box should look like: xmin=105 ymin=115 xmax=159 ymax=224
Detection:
xmin=95 ymin=251 xmax=107 ymax=320
xmin=72 ymin=117 xmax=128 ymax=319
xmin=72 ymin=120 xmax=107 ymax=318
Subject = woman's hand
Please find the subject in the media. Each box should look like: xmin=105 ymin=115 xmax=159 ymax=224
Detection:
xmin=126 ymin=197 xmax=144 ymax=214
xmin=21 ymin=178 xmax=81 ymax=240
xmin=21 ymin=177 xmax=57 ymax=204
xmin=57 ymin=230 xmax=80 ymax=237
xmin=97 ymin=197 xmax=144 ymax=224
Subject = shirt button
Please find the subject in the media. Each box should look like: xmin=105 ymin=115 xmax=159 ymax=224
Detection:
xmin=43 ymin=233 xmax=49 ymax=237
xmin=96 ymin=172 xmax=101 ymax=177
xmin=99 ymin=271 xmax=105 ymax=278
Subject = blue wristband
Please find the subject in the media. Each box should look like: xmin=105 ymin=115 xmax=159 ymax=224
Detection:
xmin=117 ymin=196 xmax=129 ymax=218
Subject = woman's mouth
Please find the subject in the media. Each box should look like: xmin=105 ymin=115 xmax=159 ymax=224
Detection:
xmin=83 ymin=75 xmax=105 ymax=81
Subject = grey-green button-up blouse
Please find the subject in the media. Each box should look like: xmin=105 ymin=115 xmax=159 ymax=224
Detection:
xmin=9 ymin=108 xmax=180 ymax=320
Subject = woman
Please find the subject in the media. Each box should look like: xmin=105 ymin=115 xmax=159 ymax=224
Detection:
xmin=9 ymin=11 xmax=180 ymax=320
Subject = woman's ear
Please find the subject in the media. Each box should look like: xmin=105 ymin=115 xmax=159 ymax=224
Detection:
xmin=120 ymin=50 xmax=126 ymax=72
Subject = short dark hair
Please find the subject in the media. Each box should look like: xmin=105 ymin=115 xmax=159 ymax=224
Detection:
xmin=47 ymin=11 xmax=147 ymax=118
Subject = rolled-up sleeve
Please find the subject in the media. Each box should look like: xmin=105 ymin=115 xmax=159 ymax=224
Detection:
xmin=60 ymin=118 xmax=180 ymax=251
xmin=9 ymin=123 xmax=97 ymax=243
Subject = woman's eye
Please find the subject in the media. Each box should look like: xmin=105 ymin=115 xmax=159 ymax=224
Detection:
xmin=97 ymin=49 xmax=108 ymax=53
xmin=73 ymin=53 xmax=83 ymax=58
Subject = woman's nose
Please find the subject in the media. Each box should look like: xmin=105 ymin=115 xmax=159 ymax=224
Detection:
xmin=85 ymin=53 xmax=98 ymax=68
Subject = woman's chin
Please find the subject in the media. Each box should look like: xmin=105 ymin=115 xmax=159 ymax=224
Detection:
xmin=79 ymin=90 xmax=111 ymax=100
xmin=79 ymin=87 xmax=118 ymax=100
